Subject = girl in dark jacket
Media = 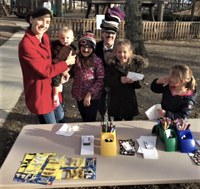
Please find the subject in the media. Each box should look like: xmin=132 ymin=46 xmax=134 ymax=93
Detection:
xmin=105 ymin=39 xmax=148 ymax=121
xmin=151 ymin=64 xmax=197 ymax=119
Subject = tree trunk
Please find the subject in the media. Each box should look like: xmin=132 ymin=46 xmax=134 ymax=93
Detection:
xmin=191 ymin=0 xmax=197 ymax=21
xmin=56 ymin=0 xmax=62 ymax=17
xmin=125 ymin=0 xmax=148 ymax=58
xmin=64 ymin=0 xmax=67 ymax=12
xmin=69 ymin=0 xmax=72 ymax=12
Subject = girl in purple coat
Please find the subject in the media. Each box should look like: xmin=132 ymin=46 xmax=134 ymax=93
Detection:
xmin=70 ymin=32 xmax=105 ymax=122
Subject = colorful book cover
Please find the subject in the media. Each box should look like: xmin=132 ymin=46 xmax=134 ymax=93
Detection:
xmin=14 ymin=153 xmax=64 ymax=185
xmin=14 ymin=153 xmax=96 ymax=185
xmin=59 ymin=157 xmax=96 ymax=180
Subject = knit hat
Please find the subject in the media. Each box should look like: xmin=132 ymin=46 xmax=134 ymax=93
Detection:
xmin=100 ymin=6 xmax=125 ymax=34
xmin=106 ymin=6 xmax=125 ymax=22
xmin=26 ymin=7 xmax=52 ymax=24
xmin=78 ymin=31 xmax=96 ymax=50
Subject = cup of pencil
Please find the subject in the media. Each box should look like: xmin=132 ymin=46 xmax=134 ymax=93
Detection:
xmin=100 ymin=116 xmax=117 ymax=156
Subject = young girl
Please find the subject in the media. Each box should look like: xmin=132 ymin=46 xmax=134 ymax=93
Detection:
xmin=151 ymin=64 xmax=197 ymax=119
xmin=70 ymin=32 xmax=105 ymax=122
xmin=105 ymin=39 xmax=148 ymax=121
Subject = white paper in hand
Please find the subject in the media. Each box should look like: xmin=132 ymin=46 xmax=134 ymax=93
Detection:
xmin=145 ymin=104 xmax=161 ymax=120
xmin=127 ymin=71 xmax=144 ymax=81
xmin=55 ymin=123 xmax=79 ymax=136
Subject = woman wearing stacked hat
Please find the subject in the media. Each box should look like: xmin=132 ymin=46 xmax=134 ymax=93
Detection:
xmin=95 ymin=6 xmax=125 ymax=119
xmin=70 ymin=32 xmax=105 ymax=122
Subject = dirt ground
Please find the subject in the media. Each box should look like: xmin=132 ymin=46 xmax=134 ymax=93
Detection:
xmin=1 ymin=19 xmax=200 ymax=189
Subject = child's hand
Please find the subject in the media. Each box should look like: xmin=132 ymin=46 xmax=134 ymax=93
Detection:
xmin=62 ymin=69 xmax=69 ymax=76
xmin=121 ymin=77 xmax=134 ymax=84
xmin=83 ymin=92 xmax=92 ymax=107
xmin=53 ymin=95 xmax=60 ymax=107
xmin=61 ymin=73 xmax=70 ymax=83
xmin=65 ymin=51 xmax=76 ymax=66
xmin=64 ymin=72 xmax=70 ymax=82
xmin=156 ymin=76 xmax=169 ymax=86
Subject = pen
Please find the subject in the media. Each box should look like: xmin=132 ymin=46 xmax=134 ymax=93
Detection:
xmin=111 ymin=125 xmax=115 ymax=132
xmin=186 ymin=124 xmax=191 ymax=130
xmin=163 ymin=117 xmax=167 ymax=130
xmin=104 ymin=115 xmax=108 ymax=132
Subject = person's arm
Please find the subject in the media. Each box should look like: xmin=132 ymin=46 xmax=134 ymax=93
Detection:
xmin=151 ymin=78 xmax=168 ymax=93
xmin=64 ymin=51 xmax=76 ymax=66
xmin=60 ymin=72 xmax=70 ymax=84
xmin=19 ymin=40 xmax=75 ymax=79
xmin=52 ymin=74 xmax=62 ymax=87
xmin=131 ymin=80 xmax=141 ymax=89
xmin=19 ymin=40 xmax=68 ymax=79
xmin=83 ymin=92 xmax=92 ymax=107
xmin=53 ymin=46 xmax=72 ymax=63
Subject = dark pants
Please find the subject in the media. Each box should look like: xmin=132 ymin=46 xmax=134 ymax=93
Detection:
xmin=77 ymin=100 xmax=98 ymax=122
xmin=98 ymin=89 xmax=110 ymax=121
xmin=113 ymin=116 xmax=133 ymax=121
xmin=97 ymin=93 xmax=106 ymax=120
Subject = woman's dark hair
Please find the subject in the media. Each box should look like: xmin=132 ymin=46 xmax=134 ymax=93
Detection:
xmin=26 ymin=7 xmax=52 ymax=24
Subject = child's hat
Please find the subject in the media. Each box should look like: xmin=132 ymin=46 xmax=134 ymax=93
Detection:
xmin=78 ymin=31 xmax=96 ymax=50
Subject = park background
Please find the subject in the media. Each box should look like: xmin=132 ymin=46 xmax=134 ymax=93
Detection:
xmin=1 ymin=0 xmax=200 ymax=188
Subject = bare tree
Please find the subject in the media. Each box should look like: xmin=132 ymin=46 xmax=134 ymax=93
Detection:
xmin=191 ymin=0 xmax=200 ymax=21
xmin=56 ymin=0 xmax=62 ymax=17
xmin=125 ymin=0 xmax=148 ymax=57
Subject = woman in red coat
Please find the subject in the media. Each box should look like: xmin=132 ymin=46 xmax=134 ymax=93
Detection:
xmin=18 ymin=8 xmax=75 ymax=124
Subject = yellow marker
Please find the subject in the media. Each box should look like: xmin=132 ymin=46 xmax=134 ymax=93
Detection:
xmin=163 ymin=117 xmax=167 ymax=130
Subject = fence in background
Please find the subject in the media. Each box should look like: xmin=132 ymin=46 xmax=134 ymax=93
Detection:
xmin=47 ymin=17 xmax=200 ymax=40
xmin=143 ymin=21 xmax=200 ymax=40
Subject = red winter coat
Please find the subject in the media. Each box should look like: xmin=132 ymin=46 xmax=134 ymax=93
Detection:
xmin=18 ymin=29 xmax=68 ymax=114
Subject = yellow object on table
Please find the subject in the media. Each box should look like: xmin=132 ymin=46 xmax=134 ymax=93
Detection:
xmin=100 ymin=131 xmax=117 ymax=156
